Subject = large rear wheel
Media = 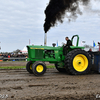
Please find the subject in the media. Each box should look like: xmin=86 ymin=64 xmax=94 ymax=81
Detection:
xmin=65 ymin=49 xmax=92 ymax=75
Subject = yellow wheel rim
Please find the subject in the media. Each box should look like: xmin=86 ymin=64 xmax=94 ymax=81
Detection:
xmin=73 ymin=54 xmax=88 ymax=72
xmin=30 ymin=64 xmax=32 ymax=70
xmin=36 ymin=65 xmax=43 ymax=73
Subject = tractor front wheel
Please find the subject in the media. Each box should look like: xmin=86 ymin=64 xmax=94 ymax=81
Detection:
xmin=32 ymin=61 xmax=46 ymax=76
xmin=26 ymin=61 xmax=33 ymax=74
xmin=65 ymin=49 xmax=92 ymax=75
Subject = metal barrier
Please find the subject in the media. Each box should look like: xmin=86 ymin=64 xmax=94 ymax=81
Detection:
xmin=3 ymin=57 xmax=26 ymax=61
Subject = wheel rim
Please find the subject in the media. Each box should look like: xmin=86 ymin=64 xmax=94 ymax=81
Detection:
xmin=30 ymin=64 xmax=32 ymax=70
xmin=36 ymin=65 xmax=43 ymax=73
xmin=73 ymin=54 xmax=88 ymax=72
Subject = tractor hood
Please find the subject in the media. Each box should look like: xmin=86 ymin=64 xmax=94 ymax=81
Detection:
xmin=27 ymin=45 xmax=63 ymax=50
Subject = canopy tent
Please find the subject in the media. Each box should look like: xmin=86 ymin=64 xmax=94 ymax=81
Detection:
xmin=20 ymin=46 xmax=28 ymax=53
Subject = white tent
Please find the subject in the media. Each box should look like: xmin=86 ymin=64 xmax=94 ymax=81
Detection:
xmin=21 ymin=46 xmax=28 ymax=53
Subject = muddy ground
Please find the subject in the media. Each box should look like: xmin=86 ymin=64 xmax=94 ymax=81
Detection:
xmin=0 ymin=62 xmax=100 ymax=100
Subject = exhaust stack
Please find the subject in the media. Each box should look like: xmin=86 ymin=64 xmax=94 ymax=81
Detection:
xmin=44 ymin=33 xmax=47 ymax=46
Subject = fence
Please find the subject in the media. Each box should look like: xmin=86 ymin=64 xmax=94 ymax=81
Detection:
xmin=1 ymin=57 xmax=27 ymax=61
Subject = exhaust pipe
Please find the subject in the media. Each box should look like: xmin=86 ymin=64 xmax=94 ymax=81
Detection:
xmin=44 ymin=33 xmax=47 ymax=46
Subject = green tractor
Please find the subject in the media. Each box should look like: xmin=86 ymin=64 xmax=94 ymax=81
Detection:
xmin=26 ymin=35 xmax=91 ymax=76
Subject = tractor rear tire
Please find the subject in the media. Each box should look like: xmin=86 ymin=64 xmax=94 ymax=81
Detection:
xmin=26 ymin=61 xmax=33 ymax=74
xmin=65 ymin=49 xmax=92 ymax=75
xmin=55 ymin=63 xmax=66 ymax=73
xmin=32 ymin=61 xmax=46 ymax=76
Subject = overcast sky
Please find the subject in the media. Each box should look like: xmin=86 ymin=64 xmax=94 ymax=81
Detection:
xmin=0 ymin=0 xmax=100 ymax=52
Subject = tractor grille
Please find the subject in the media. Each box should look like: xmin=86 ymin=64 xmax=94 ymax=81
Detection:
xmin=35 ymin=49 xmax=43 ymax=59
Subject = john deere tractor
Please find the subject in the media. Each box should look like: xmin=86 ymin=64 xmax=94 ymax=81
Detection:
xmin=26 ymin=35 xmax=91 ymax=76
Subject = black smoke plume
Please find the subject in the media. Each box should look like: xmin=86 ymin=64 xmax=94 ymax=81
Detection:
xmin=44 ymin=0 xmax=90 ymax=33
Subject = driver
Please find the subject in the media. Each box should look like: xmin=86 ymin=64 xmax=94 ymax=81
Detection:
xmin=63 ymin=37 xmax=72 ymax=55
xmin=65 ymin=37 xmax=72 ymax=48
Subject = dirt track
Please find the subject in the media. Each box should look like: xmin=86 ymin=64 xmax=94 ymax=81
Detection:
xmin=0 ymin=62 xmax=100 ymax=100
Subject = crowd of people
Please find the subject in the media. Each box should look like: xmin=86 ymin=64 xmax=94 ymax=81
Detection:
xmin=0 ymin=53 xmax=28 ymax=61
xmin=1 ymin=53 xmax=28 ymax=58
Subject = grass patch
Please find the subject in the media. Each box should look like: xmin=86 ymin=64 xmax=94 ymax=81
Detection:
xmin=0 ymin=66 xmax=26 ymax=69
xmin=0 ymin=65 xmax=55 ymax=69
xmin=47 ymin=65 xmax=55 ymax=68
